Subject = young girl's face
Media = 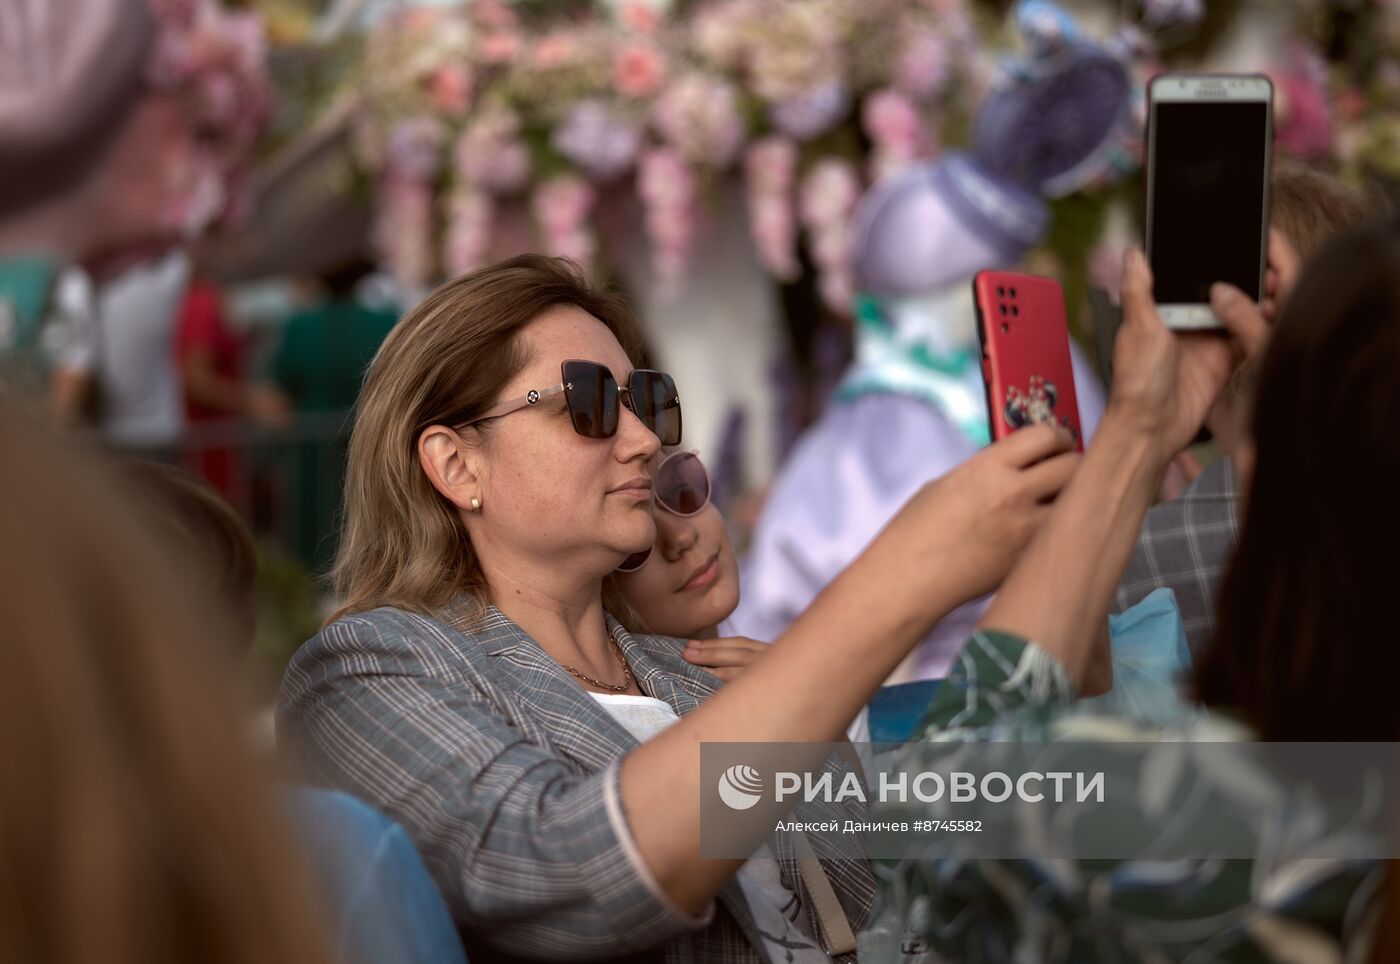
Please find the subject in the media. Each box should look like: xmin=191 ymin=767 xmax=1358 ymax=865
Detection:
xmin=614 ymin=497 xmax=740 ymax=639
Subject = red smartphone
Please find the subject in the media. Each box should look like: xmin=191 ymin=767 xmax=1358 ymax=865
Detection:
xmin=972 ymin=270 xmax=1084 ymax=451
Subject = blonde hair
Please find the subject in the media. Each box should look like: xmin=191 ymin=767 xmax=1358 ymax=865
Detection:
xmin=0 ymin=403 xmax=333 ymax=964
xmin=332 ymin=254 xmax=646 ymax=624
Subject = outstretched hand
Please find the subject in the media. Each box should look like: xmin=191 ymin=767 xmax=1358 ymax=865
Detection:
xmin=882 ymin=424 xmax=1080 ymax=605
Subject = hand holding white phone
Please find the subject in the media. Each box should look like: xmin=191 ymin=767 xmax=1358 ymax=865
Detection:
xmin=1144 ymin=73 xmax=1274 ymax=331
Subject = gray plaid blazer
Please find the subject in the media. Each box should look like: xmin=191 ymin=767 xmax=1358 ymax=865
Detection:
xmin=1112 ymin=457 xmax=1240 ymax=653
xmin=278 ymin=601 xmax=874 ymax=963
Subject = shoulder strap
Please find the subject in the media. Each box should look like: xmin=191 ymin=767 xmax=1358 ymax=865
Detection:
xmin=794 ymin=831 xmax=858 ymax=955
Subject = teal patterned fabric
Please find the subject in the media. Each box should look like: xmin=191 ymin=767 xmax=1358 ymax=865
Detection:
xmin=865 ymin=631 xmax=1385 ymax=964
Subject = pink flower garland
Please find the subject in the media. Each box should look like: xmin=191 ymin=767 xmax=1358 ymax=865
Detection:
xmin=637 ymin=147 xmax=698 ymax=296
xmin=443 ymin=187 xmax=495 ymax=277
xmin=798 ymin=158 xmax=861 ymax=314
xmin=653 ymin=73 xmax=745 ymax=168
xmin=863 ymin=87 xmax=929 ymax=181
xmin=743 ymin=136 xmax=800 ymax=282
xmin=376 ymin=117 xmax=447 ymax=289
xmin=145 ymin=0 xmax=272 ymax=229
xmin=455 ymin=108 xmax=532 ymax=193
xmin=377 ymin=176 xmax=436 ymax=290
xmin=533 ymin=175 xmax=599 ymax=269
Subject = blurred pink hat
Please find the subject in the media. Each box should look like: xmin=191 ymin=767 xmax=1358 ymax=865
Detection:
xmin=0 ymin=0 xmax=155 ymax=211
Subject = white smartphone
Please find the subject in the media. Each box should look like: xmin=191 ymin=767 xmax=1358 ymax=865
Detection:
xmin=1145 ymin=73 xmax=1273 ymax=330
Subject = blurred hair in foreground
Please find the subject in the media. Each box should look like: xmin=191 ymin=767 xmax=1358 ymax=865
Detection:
xmin=0 ymin=402 xmax=333 ymax=964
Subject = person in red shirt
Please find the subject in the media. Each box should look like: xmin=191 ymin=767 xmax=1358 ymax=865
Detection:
xmin=176 ymin=270 xmax=289 ymax=503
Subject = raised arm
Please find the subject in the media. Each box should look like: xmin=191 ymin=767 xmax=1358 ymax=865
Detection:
xmin=620 ymin=423 xmax=1080 ymax=912
xmin=976 ymin=249 xmax=1234 ymax=689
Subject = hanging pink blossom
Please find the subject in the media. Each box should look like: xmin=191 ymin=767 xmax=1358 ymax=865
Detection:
xmin=743 ymin=136 xmax=800 ymax=281
xmin=770 ymin=81 xmax=850 ymax=141
xmin=430 ymin=64 xmax=473 ymax=117
xmin=746 ymin=3 xmax=843 ymax=102
xmin=691 ymin=0 xmax=752 ymax=69
xmin=532 ymin=33 xmax=580 ymax=69
xmin=799 ymin=158 xmax=862 ymax=314
xmin=533 ymin=175 xmax=599 ymax=268
xmin=617 ymin=1 xmax=663 ymax=33
xmin=478 ymin=31 xmax=524 ymax=64
xmin=376 ymin=117 xmax=447 ymax=289
xmin=653 ymin=73 xmax=745 ymax=167
xmin=443 ymin=187 xmax=495 ymax=277
xmin=894 ymin=29 xmax=951 ymax=97
xmin=376 ymin=175 xmax=436 ymax=290
xmin=553 ymin=100 xmax=643 ymax=181
xmin=455 ymin=109 xmax=531 ymax=193
xmin=863 ymin=88 xmax=927 ymax=180
xmin=145 ymin=0 xmax=272 ymax=232
xmin=470 ymin=0 xmax=519 ymax=30
xmin=638 ymin=147 xmax=698 ymax=296
xmin=385 ymin=116 xmax=447 ymax=181
xmin=614 ymin=43 xmax=667 ymax=97
xmin=1274 ymin=45 xmax=1335 ymax=160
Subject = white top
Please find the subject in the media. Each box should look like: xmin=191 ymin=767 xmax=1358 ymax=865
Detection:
xmin=589 ymin=692 xmax=833 ymax=964
xmin=94 ymin=252 xmax=190 ymax=448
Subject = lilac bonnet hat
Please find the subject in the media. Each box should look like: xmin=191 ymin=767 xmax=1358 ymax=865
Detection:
xmin=0 ymin=0 xmax=156 ymax=211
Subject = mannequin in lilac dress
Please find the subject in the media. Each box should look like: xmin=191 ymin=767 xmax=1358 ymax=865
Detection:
xmin=729 ymin=3 xmax=1143 ymax=681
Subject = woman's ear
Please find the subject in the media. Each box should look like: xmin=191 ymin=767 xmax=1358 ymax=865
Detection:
xmin=419 ymin=425 xmax=484 ymax=512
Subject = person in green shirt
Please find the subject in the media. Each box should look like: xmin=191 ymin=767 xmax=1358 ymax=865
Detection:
xmin=873 ymin=222 xmax=1400 ymax=963
xmin=269 ymin=257 xmax=399 ymax=574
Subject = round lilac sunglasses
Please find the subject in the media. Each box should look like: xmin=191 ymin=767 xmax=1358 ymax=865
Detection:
xmin=615 ymin=451 xmax=711 ymax=573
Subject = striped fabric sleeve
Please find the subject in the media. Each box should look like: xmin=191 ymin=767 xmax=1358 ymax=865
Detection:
xmin=601 ymin=758 xmax=718 ymax=929
xmin=278 ymin=610 xmax=715 ymax=960
xmin=914 ymin=630 xmax=1077 ymax=737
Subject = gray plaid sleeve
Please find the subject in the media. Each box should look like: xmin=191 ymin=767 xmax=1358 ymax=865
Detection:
xmin=277 ymin=609 xmax=713 ymax=959
xmin=1113 ymin=459 xmax=1241 ymax=654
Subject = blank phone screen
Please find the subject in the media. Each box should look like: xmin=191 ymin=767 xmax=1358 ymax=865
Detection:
xmin=1149 ymin=101 xmax=1268 ymax=303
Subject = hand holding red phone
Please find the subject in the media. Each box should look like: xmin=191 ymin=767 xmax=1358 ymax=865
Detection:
xmin=879 ymin=425 xmax=1080 ymax=604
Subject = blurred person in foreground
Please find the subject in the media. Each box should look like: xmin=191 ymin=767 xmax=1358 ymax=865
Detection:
xmin=872 ymin=222 xmax=1400 ymax=962
xmin=1112 ymin=160 xmax=1389 ymax=651
xmin=0 ymin=404 xmax=334 ymax=964
xmin=116 ymin=456 xmax=471 ymax=964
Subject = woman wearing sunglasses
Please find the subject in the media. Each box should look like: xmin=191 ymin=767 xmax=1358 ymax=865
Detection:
xmin=278 ymin=254 xmax=1080 ymax=962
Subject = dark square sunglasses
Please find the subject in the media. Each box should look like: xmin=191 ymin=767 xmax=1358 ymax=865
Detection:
xmin=615 ymin=450 xmax=712 ymax=573
xmin=460 ymin=359 xmax=682 ymax=445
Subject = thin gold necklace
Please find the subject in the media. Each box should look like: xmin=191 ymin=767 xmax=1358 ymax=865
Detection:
xmin=561 ymin=626 xmax=634 ymax=693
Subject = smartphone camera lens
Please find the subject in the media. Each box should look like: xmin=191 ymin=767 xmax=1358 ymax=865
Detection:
xmin=998 ymin=304 xmax=1007 ymax=315
xmin=996 ymin=286 xmax=1005 ymax=296
xmin=1008 ymin=287 xmax=1017 ymax=298
xmin=1010 ymin=305 xmax=1020 ymax=317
